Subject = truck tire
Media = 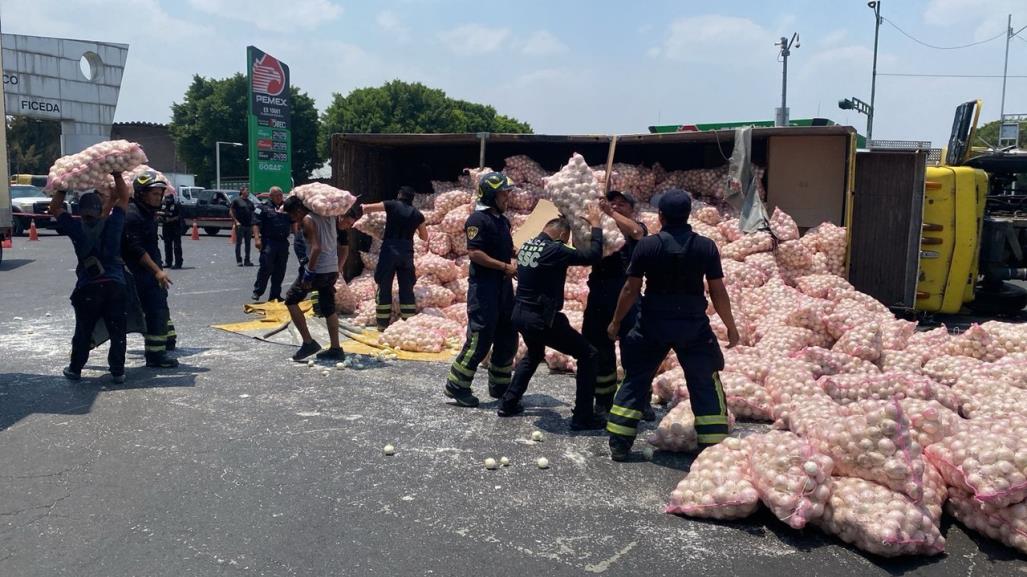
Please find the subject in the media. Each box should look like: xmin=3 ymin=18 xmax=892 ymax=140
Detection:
xmin=204 ymin=227 xmax=221 ymax=236
xmin=968 ymin=282 xmax=1027 ymax=316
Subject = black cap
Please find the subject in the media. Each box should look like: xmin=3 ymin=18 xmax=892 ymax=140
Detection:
xmin=657 ymin=189 xmax=693 ymax=221
xmin=606 ymin=189 xmax=636 ymax=208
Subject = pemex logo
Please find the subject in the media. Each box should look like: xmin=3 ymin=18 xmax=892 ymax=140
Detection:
xmin=251 ymin=53 xmax=286 ymax=96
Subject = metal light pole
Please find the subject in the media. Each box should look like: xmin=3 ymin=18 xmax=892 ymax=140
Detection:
xmin=215 ymin=141 xmax=243 ymax=190
xmin=775 ymin=33 xmax=800 ymax=127
xmin=868 ymin=1 xmax=882 ymax=141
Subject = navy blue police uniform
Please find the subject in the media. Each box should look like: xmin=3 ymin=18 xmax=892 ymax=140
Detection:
xmin=499 ymin=225 xmax=603 ymax=425
xmin=57 ymin=195 xmax=128 ymax=379
xmin=606 ymin=190 xmax=729 ymax=454
xmin=160 ymin=193 xmax=184 ymax=269
xmin=444 ymin=173 xmax=518 ymax=407
xmin=374 ymin=199 xmax=425 ymax=329
xmin=253 ymin=200 xmax=293 ymax=301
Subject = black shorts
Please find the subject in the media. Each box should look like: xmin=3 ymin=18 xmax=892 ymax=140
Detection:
xmin=284 ymin=271 xmax=339 ymax=315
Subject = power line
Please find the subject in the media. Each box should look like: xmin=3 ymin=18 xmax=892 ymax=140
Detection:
xmin=882 ymin=17 xmax=1007 ymax=50
xmin=879 ymin=72 xmax=1027 ymax=78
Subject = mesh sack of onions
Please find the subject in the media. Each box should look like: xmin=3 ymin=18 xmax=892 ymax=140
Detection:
xmin=503 ymin=155 xmax=547 ymax=187
xmin=647 ymin=401 xmax=735 ymax=453
xmin=808 ymin=399 xmax=926 ymax=501
xmin=877 ymin=348 xmax=930 ymax=373
xmin=821 ymin=372 xmax=961 ymax=413
xmin=720 ymin=232 xmax=774 ymax=262
xmin=718 ymin=218 xmax=743 ymax=243
xmin=431 ymin=180 xmax=460 ymax=194
xmin=925 ymin=421 xmax=1027 ymax=508
xmin=944 ymin=323 xmax=1006 ymax=362
xmin=691 ymin=222 xmax=726 ymax=247
xmin=333 ymin=279 xmax=359 ymax=314
xmin=637 ymin=210 xmax=661 ymax=234
xmin=981 ymin=320 xmax=1027 ymax=354
xmin=415 ymin=253 xmax=459 ymax=284
xmin=414 ymin=284 xmax=455 ymax=310
xmin=921 ymin=355 xmax=985 ymax=386
xmin=954 ymin=379 xmax=1027 ymax=421
xmin=743 ymin=251 xmax=780 ymax=279
xmin=769 ymin=208 xmax=801 ymax=241
xmin=460 ymin=166 xmax=495 ymax=191
xmin=756 ymin=326 xmax=816 ymax=356
xmin=544 ymin=153 xmax=625 ymax=257
xmin=849 ymin=399 xmax=961 ymax=449
xmin=444 ymin=278 xmax=468 ymax=304
xmin=946 ymin=488 xmax=1027 ymax=555
xmin=120 ymin=164 xmax=175 ymax=195
xmin=427 ymin=190 xmax=473 ymax=225
xmin=692 ymin=203 xmax=722 ymax=226
xmin=775 ymin=240 xmax=813 ymax=270
xmin=353 ymin=301 xmax=377 ymax=327
xmin=653 ymin=371 xmax=684 ymax=405
xmin=379 ymin=319 xmax=445 ymax=352
xmin=666 ymin=437 xmax=759 ymax=520
xmin=799 ymin=347 xmax=880 ymax=379
xmin=816 ymin=476 xmax=945 ymax=557
xmin=291 ymin=183 xmax=357 ymax=217
xmin=545 ymin=349 xmax=577 ymax=372
xmin=448 ymin=231 xmax=469 ymax=257
xmin=359 ymin=251 xmax=378 ymax=270
xmin=720 ymin=371 xmax=773 ymax=421
xmin=47 ymin=140 xmax=148 ymax=193
xmin=832 ymin=321 xmax=883 ymax=362
xmin=348 ymin=274 xmax=377 ymax=301
xmin=442 ymin=303 xmax=468 ymax=325
xmin=748 ymin=430 xmax=834 ymax=529
xmin=440 ymin=203 xmax=473 ymax=235
xmin=794 ymin=274 xmax=853 ymax=299
xmin=353 ymin=212 xmax=386 ymax=240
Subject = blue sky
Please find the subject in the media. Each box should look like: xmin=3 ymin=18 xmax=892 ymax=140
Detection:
xmin=3 ymin=0 xmax=1026 ymax=146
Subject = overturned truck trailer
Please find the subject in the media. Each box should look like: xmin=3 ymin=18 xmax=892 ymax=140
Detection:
xmin=329 ymin=128 xmax=927 ymax=311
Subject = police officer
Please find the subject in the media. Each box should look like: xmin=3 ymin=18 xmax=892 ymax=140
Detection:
xmin=361 ymin=186 xmax=428 ymax=330
xmin=252 ymin=186 xmax=292 ymax=302
xmin=605 ymin=189 xmax=740 ymax=461
xmin=51 ymin=173 xmax=131 ymax=383
xmin=443 ymin=172 xmax=518 ymax=408
xmin=498 ymin=203 xmax=606 ymax=430
xmin=159 ymin=190 xmax=184 ymax=269
xmin=231 ymin=186 xmax=255 ymax=266
xmin=124 ymin=170 xmax=178 ymax=368
xmin=581 ymin=190 xmax=648 ymax=420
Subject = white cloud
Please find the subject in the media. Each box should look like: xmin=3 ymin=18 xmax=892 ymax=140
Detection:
xmin=649 ymin=15 xmax=774 ymax=65
xmin=520 ymin=30 xmax=568 ymax=56
xmin=377 ymin=10 xmax=411 ymax=43
xmin=437 ymin=24 xmax=510 ymax=56
xmin=187 ymin=0 xmax=343 ymax=31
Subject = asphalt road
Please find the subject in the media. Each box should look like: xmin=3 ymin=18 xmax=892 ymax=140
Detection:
xmin=1 ymin=233 xmax=1025 ymax=576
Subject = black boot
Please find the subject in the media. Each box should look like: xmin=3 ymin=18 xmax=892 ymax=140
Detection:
xmin=444 ymin=382 xmax=480 ymax=407
xmin=145 ymin=355 xmax=179 ymax=368
xmin=570 ymin=413 xmax=606 ymax=431
xmin=609 ymin=435 xmax=632 ymax=462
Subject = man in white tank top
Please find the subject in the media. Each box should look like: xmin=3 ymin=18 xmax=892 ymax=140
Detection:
xmin=282 ymin=195 xmax=344 ymax=362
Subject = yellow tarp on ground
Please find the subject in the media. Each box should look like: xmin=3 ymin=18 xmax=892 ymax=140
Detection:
xmin=211 ymin=300 xmax=457 ymax=363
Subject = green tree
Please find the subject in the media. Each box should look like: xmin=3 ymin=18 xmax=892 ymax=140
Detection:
xmin=169 ymin=74 xmax=322 ymax=188
xmin=318 ymin=80 xmax=532 ymax=157
xmin=976 ymin=119 xmax=1027 ymax=149
xmin=5 ymin=116 xmax=61 ymax=175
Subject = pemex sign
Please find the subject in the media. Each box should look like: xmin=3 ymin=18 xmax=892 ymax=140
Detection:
xmin=246 ymin=46 xmax=292 ymax=193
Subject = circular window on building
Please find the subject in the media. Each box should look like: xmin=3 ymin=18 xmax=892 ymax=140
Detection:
xmin=79 ymin=51 xmax=103 ymax=81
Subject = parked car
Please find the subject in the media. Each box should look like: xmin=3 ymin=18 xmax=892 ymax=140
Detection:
xmin=9 ymin=184 xmax=67 ymax=235
xmin=178 ymin=186 xmax=205 ymax=205
xmin=181 ymin=189 xmax=234 ymax=236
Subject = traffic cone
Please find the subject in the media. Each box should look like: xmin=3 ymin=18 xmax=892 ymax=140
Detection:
xmin=229 ymin=225 xmax=237 ymax=244
xmin=191 ymin=221 xmax=200 ymax=240
xmin=28 ymin=220 xmax=39 ymax=241
xmin=2 ymin=236 xmax=11 ymax=249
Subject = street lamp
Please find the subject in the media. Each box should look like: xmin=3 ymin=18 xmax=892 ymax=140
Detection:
xmin=775 ymin=33 xmax=800 ymax=127
xmin=868 ymin=1 xmax=882 ymax=140
xmin=215 ymin=141 xmax=244 ymax=190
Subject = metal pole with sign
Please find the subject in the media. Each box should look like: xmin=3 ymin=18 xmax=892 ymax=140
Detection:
xmin=246 ymin=46 xmax=292 ymax=194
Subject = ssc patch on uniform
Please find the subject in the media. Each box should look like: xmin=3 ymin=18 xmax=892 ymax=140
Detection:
xmin=466 ymin=226 xmax=479 ymax=240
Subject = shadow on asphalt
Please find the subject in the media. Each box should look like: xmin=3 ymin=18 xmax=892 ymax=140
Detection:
xmin=0 ymin=258 xmax=34 ymax=271
xmin=0 ymin=364 xmax=207 ymax=431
